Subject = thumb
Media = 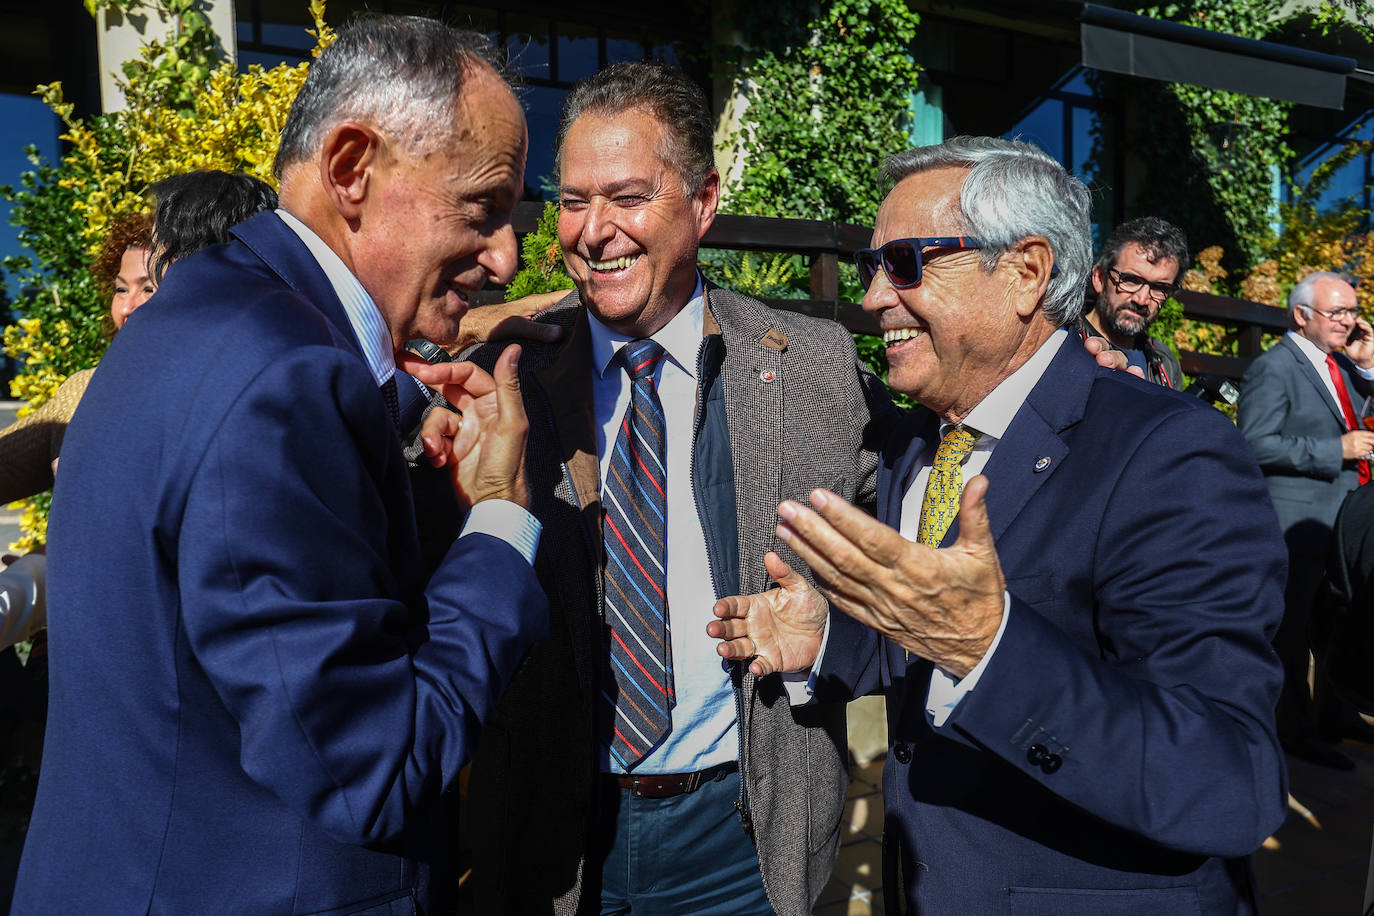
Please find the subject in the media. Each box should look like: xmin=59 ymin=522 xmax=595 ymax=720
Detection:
xmin=492 ymin=343 xmax=524 ymax=414
xmin=954 ymin=475 xmax=996 ymax=553
xmin=763 ymin=551 xmax=804 ymax=590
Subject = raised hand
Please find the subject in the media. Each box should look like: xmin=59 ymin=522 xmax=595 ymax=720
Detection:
xmin=708 ymin=552 xmax=828 ymax=677
xmin=776 ymin=478 xmax=1005 ymax=679
xmin=400 ymin=344 xmax=529 ymax=510
xmin=446 ymin=292 xmax=567 ymax=355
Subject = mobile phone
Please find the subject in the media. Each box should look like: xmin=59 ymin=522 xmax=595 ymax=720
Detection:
xmin=1350 ymin=326 xmax=1365 ymax=345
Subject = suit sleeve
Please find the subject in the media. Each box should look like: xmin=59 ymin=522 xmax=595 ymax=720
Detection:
xmin=1238 ymin=355 xmax=1343 ymax=479
xmin=177 ymin=345 xmax=548 ymax=848
xmin=946 ymin=406 xmax=1288 ymax=858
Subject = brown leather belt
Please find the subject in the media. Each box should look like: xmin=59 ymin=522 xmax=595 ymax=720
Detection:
xmin=604 ymin=760 xmax=738 ymax=799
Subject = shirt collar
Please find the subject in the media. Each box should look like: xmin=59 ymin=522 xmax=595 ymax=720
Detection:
xmin=952 ymin=328 xmax=1068 ymax=442
xmin=276 ymin=208 xmax=396 ymax=386
xmin=1287 ymin=329 xmax=1332 ymax=369
xmin=588 ymin=274 xmax=705 ymax=380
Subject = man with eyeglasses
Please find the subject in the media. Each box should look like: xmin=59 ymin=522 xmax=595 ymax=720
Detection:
xmin=1082 ymin=217 xmax=1186 ymax=388
xmin=1239 ymin=270 xmax=1374 ymax=770
xmin=711 ymin=136 xmax=1286 ymax=913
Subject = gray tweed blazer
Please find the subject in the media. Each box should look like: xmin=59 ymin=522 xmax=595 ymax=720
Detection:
xmin=462 ymin=283 xmax=894 ymax=915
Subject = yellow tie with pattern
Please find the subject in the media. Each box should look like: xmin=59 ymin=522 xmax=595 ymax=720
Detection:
xmin=917 ymin=426 xmax=978 ymax=548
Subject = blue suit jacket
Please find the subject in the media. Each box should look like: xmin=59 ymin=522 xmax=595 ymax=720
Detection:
xmin=1238 ymin=333 xmax=1373 ymax=557
xmin=822 ymin=340 xmax=1288 ymax=914
xmin=12 ymin=212 xmax=548 ymax=914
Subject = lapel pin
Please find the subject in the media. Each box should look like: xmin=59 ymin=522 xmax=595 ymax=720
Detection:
xmin=1033 ymin=456 xmax=1052 ymax=472
xmin=759 ymin=369 xmax=775 ymax=382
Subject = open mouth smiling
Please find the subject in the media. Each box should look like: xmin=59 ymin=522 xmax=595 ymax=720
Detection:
xmin=588 ymin=255 xmax=641 ymax=272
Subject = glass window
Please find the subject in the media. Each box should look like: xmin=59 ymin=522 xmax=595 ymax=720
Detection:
xmin=557 ymin=23 xmax=600 ymax=83
xmin=606 ymin=34 xmax=646 ymax=66
xmin=524 ymin=85 xmax=568 ymax=199
xmin=505 ymin=15 xmax=551 ymax=82
xmin=1290 ymin=116 xmax=1374 ymax=224
xmin=0 ymin=93 xmax=61 ymax=299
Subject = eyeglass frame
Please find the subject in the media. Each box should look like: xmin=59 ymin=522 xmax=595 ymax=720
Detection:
xmin=1106 ymin=267 xmax=1177 ymax=303
xmin=1301 ymin=304 xmax=1361 ymax=322
xmin=853 ymin=236 xmax=984 ymax=291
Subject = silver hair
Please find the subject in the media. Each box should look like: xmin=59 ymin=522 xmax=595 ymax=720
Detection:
xmin=879 ymin=136 xmax=1093 ymax=326
xmin=1289 ymin=270 xmax=1348 ymax=316
xmin=274 ymin=15 xmax=515 ymax=179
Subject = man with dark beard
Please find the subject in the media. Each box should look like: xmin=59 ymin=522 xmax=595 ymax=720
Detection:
xmin=1082 ymin=216 xmax=1186 ymax=388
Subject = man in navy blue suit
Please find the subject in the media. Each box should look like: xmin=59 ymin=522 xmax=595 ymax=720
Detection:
xmin=13 ymin=17 xmax=548 ymax=914
xmin=711 ymin=136 xmax=1288 ymax=913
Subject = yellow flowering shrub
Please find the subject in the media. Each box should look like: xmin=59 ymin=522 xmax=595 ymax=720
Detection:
xmin=0 ymin=0 xmax=333 ymax=549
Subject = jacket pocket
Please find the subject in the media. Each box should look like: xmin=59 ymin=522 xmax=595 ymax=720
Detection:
xmin=1008 ymin=885 xmax=1201 ymax=916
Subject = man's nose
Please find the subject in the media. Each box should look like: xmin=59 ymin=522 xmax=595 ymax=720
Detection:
xmin=582 ymin=199 xmax=615 ymax=248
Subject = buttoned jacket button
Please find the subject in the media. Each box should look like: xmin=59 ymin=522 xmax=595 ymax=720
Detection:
xmin=1040 ymin=753 xmax=1062 ymax=774
xmin=1027 ymin=744 xmax=1048 ymax=766
xmin=893 ymin=742 xmax=913 ymax=765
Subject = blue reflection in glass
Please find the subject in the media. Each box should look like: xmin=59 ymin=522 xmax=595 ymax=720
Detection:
xmin=607 ymin=38 xmax=645 ymax=65
xmin=0 ymin=94 xmax=60 ymax=297
xmin=525 ymin=85 xmax=568 ymax=198
xmin=559 ymin=31 xmax=599 ymax=82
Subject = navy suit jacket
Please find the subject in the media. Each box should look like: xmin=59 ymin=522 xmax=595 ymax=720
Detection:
xmin=1238 ymin=333 xmax=1373 ymax=557
xmin=12 ymin=212 xmax=548 ymax=914
xmin=822 ymin=340 xmax=1288 ymax=914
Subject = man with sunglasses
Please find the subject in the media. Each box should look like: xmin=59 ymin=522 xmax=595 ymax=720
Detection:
xmin=1239 ymin=270 xmax=1374 ymax=770
xmin=712 ymin=136 xmax=1286 ymax=913
xmin=1082 ymin=217 xmax=1187 ymax=388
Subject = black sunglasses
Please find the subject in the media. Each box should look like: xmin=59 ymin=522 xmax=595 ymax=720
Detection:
xmin=854 ymin=237 xmax=983 ymax=291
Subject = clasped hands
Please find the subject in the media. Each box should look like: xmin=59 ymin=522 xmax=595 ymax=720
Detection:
xmin=707 ymin=477 xmax=1006 ymax=680
xmin=401 ymin=344 xmax=530 ymax=511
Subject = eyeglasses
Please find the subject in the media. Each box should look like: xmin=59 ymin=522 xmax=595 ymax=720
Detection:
xmin=1305 ymin=305 xmax=1360 ymax=321
xmin=854 ymin=237 xmax=983 ymax=290
xmin=1108 ymin=268 xmax=1176 ymax=303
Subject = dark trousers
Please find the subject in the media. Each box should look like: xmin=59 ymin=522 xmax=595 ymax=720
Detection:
xmin=594 ymin=769 xmax=773 ymax=916
xmin=1275 ymin=551 xmax=1357 ymax=741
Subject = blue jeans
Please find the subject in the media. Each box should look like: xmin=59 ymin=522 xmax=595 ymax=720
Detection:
xmin=596 ymin=768 xmax=774 ymax=915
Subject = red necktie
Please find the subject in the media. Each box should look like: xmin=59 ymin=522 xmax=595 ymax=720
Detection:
xmin=1326 ymin=353 xmax=1370 ymax=486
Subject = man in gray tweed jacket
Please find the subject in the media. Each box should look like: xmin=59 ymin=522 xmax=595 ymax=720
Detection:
xmin=430 ymin=62 xmax=894 ymax=915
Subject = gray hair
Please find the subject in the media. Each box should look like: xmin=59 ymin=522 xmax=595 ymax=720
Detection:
xmin=554 ymin=61 xmax=715 ymax=194
xmin=880 ymin=136 xmax=1093 ymax=326
xmin=1289 ymin=270 xmax=1348 ymax=316
xmin=274 ymin=16 xmax=515 ymax=179
xmin=1095 ymin=216 xmax=1188 ymax=283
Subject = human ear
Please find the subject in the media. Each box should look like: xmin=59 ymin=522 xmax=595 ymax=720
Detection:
xmin=318 ymin=122 xmax=383 ymax=222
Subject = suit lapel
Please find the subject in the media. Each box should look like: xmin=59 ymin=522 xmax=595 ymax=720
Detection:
xmin=1279 ymin=334 xmax=1346 ymax=428
xmin=230 ymin=211 xmax=364 ymax=363
xmin=878 ymin=412 xmax=938 ymax=534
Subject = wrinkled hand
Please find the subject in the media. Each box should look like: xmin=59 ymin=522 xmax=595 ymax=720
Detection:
xmin=446 ymin=291 xmax=567 ymax=355
xmin=1082 ymin=335 xmax=1142 ymax=378
xmin=708 ymin=552 xmax=828 ymax=676
xmin=1346 ymin=316 xmax=1374 ymax=368
xmin=399 ymin=344 xmax=529 ymax=511
xmin=1341 ymin=429 xmax=1374 ymax=460
xmin=776 ymin=479 xmax=1005 ymax=678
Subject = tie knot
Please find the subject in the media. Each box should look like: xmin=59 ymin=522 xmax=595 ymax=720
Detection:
xmin=619 ymin=339 xmax=665 ymax=382
xmin=935 ymin=425 xmax=977 ymax=465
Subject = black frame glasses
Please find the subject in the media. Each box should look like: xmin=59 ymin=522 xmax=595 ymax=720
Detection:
xmin=1107 ymin=268 xmax=1177 ymax=303
xmin=854 ymin=236 xmax=983 ymax=291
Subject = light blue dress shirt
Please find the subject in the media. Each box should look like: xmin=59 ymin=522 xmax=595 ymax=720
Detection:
xmin=275 ymin=209 xmax=540 ymax=565
xmin=589 ymin=277 xmax=738 ymax=775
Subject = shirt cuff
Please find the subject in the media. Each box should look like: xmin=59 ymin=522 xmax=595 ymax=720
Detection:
xmin=788 ymin=616 xmax=832 ymax=705
xmin=1357 ymin=364 xmax=1374 ymax=381
xmin=926 ymin=592 xmax=1011 ymax=728
xmin=459 ymin=499 xmax=541 ymax=566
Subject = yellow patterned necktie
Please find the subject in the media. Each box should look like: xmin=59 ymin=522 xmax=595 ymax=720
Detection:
xmin=917 ymin=425 xmax=978 ymax=548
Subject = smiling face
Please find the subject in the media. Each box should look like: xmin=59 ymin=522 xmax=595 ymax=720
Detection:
xmin=1294 ymin=275 xmax=1360 ymax=354
xmin=349 ymin=67 xmax=527 ymax=349
xmin=556 ymin=108 xmax=718 ymax=338
xmin=1089 ymin=241 xmax=1178 ymax=347
xmin=864 ymin=168 xmax=1054 ymax=424
xmin=110 ymin=246 xmax=155 ymax=331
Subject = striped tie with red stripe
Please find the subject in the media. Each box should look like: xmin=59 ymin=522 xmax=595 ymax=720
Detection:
xmin=600 ymin=338 xmax=674 ymax=769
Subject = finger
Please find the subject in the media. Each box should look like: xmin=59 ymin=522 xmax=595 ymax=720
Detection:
xmin=707 ymin=617 xmax=755 ymax=642
xmin=712 ymin=594 xmax=752 ymax=620
xmin=762 ymin=551 xmax=805 ymax=590
xmin=806 ymin=489 xmax=907 ymax=567
xmin=952 ymin=475 xmax=995 ymax=553
xmin=400 ymin=354 xmax=497 ymax=400
xmin=776 ymin=500 xmax=872 ymax=599
xmin=492 ymin=344 xmax=525 ymax=423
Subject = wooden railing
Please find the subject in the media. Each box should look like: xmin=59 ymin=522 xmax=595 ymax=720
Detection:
xmin=499 ymin=201 xmax=1288 ymax=380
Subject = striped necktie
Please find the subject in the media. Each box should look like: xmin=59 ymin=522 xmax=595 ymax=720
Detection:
xmin=600 ymin=339 xmax=673 ymax=770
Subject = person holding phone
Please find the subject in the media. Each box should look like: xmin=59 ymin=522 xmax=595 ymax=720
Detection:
xmin=1239 ymin=270 xmax=1374 ymax=769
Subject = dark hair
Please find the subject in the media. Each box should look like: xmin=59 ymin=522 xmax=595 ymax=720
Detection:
xmin=1095 ymin=217 xmax=1189 ymax=284
xmin=92 ymin=212 xmax=154 ymax=286
xmin=148 ymin=170 xmax=278 ymax=282
xmin=274 ymin=15 xmax=515 ymax=179
xmin=555 ymin=61 xmax=715 ymax=193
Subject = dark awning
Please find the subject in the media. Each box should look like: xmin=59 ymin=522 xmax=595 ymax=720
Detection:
xmin=1080 ymin=3 xmax=1357 ymax=109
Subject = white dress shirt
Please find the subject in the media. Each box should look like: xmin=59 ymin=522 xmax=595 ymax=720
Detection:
xmin=275 ymin=209 xmax=540 ymax=564
xmin=1286 ymin=330 xmax=1374 ymax=417
xmin=898 ymin=329 xmax=1068 ymax=726
xmin=589 ymin=277 xmax=738 ymax=774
